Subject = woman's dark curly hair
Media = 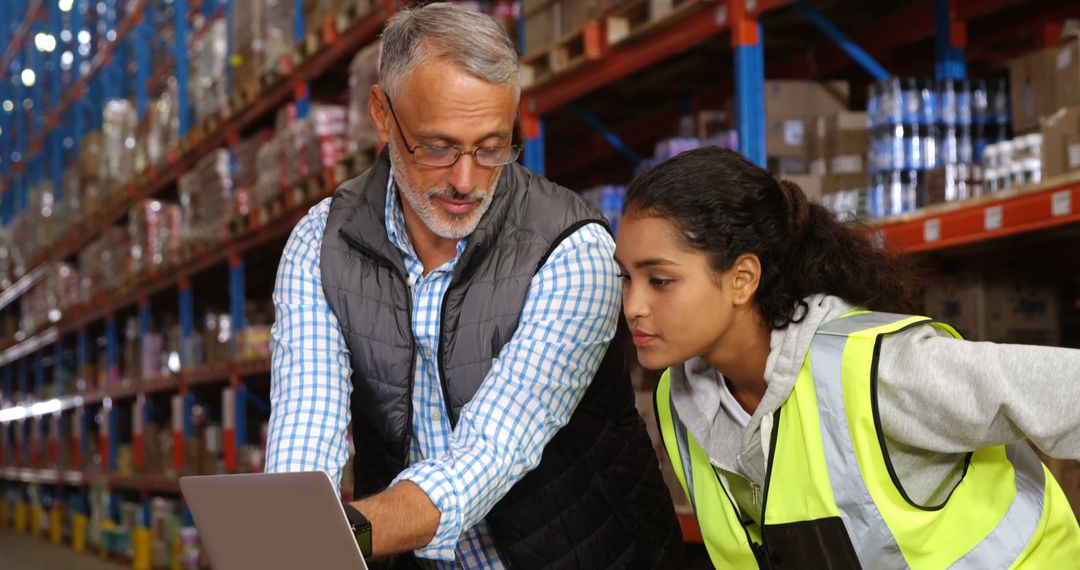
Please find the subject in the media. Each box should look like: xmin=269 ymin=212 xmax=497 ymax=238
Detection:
xmin=623 ymin=146 xmax=919 ymax=329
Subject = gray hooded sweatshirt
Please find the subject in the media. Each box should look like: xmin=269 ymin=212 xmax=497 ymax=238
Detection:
xmin=669 ymin=294 xmax=1080 ymax=523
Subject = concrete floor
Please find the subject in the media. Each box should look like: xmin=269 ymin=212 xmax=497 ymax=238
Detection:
xmin=0 ymin=525 xmax=125 ymax=569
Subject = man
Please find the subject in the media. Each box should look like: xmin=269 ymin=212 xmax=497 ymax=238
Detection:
xmin=265 ymin=4 xmax=681 ymax=567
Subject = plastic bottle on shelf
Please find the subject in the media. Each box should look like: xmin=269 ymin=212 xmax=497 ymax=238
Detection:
xmin=992 ymin=78 xmax=1010 ymax=142
xmin=940 ymin=126 xmax=959 ymax=165
xmin=957 ymin=125 xmax=974 ymax=166
xmin=957 ymin=79 xmax=973 ymax=127
xmin=939 ymin=79 xmax=958 ymax=127
xmin=867 ymin=82 xmax=882 ymax=129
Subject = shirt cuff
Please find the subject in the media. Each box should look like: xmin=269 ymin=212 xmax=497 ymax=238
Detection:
xmin=391 ymin=459 xmax=462 ymax=561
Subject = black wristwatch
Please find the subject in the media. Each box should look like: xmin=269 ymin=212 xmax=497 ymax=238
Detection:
xmin=342 ymin=502 xmax=373 ymax=558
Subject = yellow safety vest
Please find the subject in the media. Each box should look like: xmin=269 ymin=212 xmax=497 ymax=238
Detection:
xmin=656 ymin=311 xmax=1080 ymax=568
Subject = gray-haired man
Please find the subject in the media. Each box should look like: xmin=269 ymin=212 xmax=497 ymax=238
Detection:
xmin=265 ymin=3 xmax=681 ymax=567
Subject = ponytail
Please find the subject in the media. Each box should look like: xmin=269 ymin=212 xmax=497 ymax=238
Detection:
xmin=624 ymin=147 xmax=919 ymax=329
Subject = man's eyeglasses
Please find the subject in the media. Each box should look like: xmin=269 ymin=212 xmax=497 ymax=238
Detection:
xmin=383 ymin=93 xmax=523 ymax=168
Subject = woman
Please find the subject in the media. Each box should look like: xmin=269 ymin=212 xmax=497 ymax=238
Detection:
xmin=614 ymin=147 xmax=1080 ymax=568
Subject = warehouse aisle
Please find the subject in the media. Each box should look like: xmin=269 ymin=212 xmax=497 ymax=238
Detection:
xmin=0 ymin=526 xmax=124 ymax=569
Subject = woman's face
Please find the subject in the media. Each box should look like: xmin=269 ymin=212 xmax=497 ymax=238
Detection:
xmin=614 ymin=212 xmax=743 ymax=371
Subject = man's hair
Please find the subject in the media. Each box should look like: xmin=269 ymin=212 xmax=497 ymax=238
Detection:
xmin=379 ymin=2 xmax=520 ymax=98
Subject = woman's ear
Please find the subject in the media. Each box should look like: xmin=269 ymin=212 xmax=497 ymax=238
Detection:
xmin=730 ymin=253 xmax=761 ymax=306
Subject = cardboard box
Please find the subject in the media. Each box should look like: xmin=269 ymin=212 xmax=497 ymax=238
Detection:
xmin=764 ymin=80 xmax=851 ymax=117
xmin=924 ymin=272 xmax=1061 ymax=345
xmin=823 ymin=173 xmax=868 ymax=195
xmin=824 ymin=112 xmax=869 ymax=175
xmin=1056 ymin=38 xmax=1080 ymax=110
xmin=767 ymin=115 xmax=810 ymax=158
xmin=1009 ymin=48 xmax=1059 ymax=134
xmin=1041 ymin=106 xmax=1080 ymax=179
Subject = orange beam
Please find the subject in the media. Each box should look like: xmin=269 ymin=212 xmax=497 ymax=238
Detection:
xmin=877 ymin=180 xmax=1080 ymax=254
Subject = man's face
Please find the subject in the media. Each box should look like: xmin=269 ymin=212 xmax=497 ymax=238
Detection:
xmin=371 ymin=62 xmax=519 ymax=240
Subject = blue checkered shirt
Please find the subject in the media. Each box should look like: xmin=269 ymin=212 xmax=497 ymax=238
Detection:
xmin=265 ymin=172 xmax=620 ymax=566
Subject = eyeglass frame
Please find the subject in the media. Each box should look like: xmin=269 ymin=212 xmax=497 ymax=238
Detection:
xmin=382 ymin=92 xmax=524 ymax=168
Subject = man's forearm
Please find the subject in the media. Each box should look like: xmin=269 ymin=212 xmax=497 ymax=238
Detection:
xmin=350 ymin=480 xmax=442 ymax=557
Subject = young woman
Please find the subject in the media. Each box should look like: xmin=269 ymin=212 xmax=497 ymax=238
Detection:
xmin=614 ymin=146 xmax=1080 ymax=568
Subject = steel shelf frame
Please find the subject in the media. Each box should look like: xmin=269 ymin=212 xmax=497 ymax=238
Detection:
xmin=0 ymin=2 xmax=393 ymax=503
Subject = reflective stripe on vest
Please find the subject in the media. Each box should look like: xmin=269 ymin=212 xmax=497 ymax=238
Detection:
xmin=657 ymin=310 xmax=1080 ymax=569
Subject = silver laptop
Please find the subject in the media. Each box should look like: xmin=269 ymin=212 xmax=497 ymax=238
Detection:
xmin=180 ymin=471 xmax=368 ymax=570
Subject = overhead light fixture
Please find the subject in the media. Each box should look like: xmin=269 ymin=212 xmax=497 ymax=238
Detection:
xmin=20 ymin=68 xmax=36 ymax=87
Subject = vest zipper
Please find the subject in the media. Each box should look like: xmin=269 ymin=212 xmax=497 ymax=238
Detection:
xmin=339 ymin=232 xmax=418 ymax=466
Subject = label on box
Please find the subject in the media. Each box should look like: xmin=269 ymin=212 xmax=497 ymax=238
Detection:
xmin=1069 ymin=144 xmax=1080 ymax=169
xmin=1053 ymin=191 xmax=1072 ymax=217
xmin=783 ymin=120 xmax=805 ymax=146
xmin=923 ymin=219 xmax=941 ymax=242
xmin=984 ymin=206 xmax=1003 ymax=231
xmin=831 ymin=155 xmax=864 ymax=175
xmin=1060 ymin=47 xmax=1073 ymax=70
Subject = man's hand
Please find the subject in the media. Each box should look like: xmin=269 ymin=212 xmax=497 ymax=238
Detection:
xmin=350 ymin=481 xmax=442 ymax=558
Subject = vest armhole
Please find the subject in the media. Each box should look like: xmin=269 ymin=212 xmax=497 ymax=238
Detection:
xmin=533 ymin=219 xmax=611 ymax=275
xmin=869 ymin=321 xmax=974 ymax=512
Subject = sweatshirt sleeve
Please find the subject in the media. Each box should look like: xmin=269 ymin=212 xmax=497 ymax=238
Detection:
xmin=877 ymin=324 xmax=1080 ymax=459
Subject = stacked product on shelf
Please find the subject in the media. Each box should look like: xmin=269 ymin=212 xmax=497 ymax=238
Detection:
xmin=347 ymin=42 xmax=381 ymax=156
xmin=178 ymin=148 xmax=234 ymax=248
xmin=128 ymin=199 xmax=184 ymax=277
xmin=101 ymin=99 xmax=139 ymax=193
xmin=866 ymin=76 xmax=1009 ymax=216
xmin=582 ymin=186 xmax=627 ymax=233
xmin=189 ymin=15 xmax=230 ymax=125
xmin=1041 ymin=106 xmax=1080 ymax=180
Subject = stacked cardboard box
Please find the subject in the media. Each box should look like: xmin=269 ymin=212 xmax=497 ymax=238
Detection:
xmin=230 ymin=1 xmax=266 ymax=94
xmin=190 ymin=18 xmax=229 ymax=125
xmin=521 ymin=0 xmax=610 ymax=56
xmin=78 ymin=227 xmax=132 ymax=300
xmin=280 ymin=104 xmax=348 ymax=188
xmin=761 ymin=80 xmax=851 ymax=176
xmin=1041 ymin=106 xmax=1080 ymax=179
xmin=102 ymin=100 xmax=138 ymax=191
xmin=129 ymin=199 xmax=183 ymax=277
xmin=179 ymin=149 xmax=234 ymax=246
xmin=924 ymin=272 xmax=1062 ymax=346
xmin=254 ymin=132 xmax=287 ymax=217
xmin=264 ymin=0 xmax=297 ymax=78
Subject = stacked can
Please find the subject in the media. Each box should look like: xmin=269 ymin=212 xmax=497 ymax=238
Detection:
xmin=868 ymin=77 xmax=1010 ymax=217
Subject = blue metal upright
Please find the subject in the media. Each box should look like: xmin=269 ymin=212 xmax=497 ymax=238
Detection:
xmin=50 ymin=0 xmax=65 ymax=203
xmin=174 ymin=0 xmax=191 ymax=137
xmin=69 ymin=0 xmax=87 ymax=159
xmin=732 ymin=7 xmax=766 ymax=168
xmin=134 ymin=3 xmax=151 ymax=119
xmin=53 ymin=342 xmax=66 ymax=395
xmin=105 ymin=316 xmax=118 ymax=387
xmin=935 ymin=0 xmax=967 ymax=81
xmin=293 ymin=0 xmax=310 ymax=118
xmin=179 ymin=279 xmax=194 ymax=367
xmin=33 ymin=351 xmax=44 ymax=398
xmin=75 ymin=329 xmax=88 ymax=387
xmin=229 ymin=255 xmax=246 ymax=339
xmin=795 ymin=0 xmax=890 ymax=82
xmin=17 ymin=358 xmax=27 ymax=399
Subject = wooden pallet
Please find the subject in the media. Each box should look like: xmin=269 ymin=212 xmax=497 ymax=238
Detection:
xmin=606 ymin=0 xmax=711 ymax=46
xmin=521 ymin=20 xmax=606 ymax=88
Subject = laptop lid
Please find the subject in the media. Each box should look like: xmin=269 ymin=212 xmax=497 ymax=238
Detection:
xmin=180 ymin=471 xmax=368 ymax=570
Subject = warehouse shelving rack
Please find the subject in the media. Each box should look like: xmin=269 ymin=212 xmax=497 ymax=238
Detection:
xmin=0 ymin=0 xmax=1079 ymax=562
